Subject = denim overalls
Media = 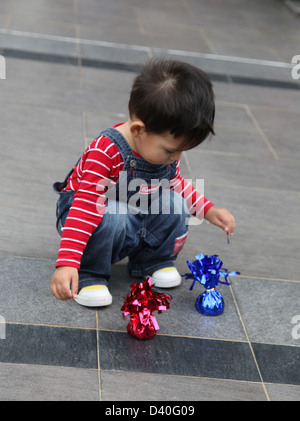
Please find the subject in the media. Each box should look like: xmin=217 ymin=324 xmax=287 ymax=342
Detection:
xmin=54 ymin=127 xmax=189 ymax=290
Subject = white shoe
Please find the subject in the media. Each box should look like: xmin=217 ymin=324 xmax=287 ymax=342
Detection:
xmin=151 ymin=267 xmax=181 ymax=288
xmin=74 ymin=285 xmax=112 ymax=307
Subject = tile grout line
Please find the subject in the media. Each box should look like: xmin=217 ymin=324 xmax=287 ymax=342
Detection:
xmin=5 ymin=4 xmax=14 ymax=31
xmin=95 ymin=311 xmax=102 ymax=401
xmin=243 ymin=104 xmax=279 ymax=160
xmin=229 ymin=284 xmax=271 ymax=401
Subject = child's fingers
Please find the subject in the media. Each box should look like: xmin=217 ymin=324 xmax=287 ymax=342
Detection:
xmin=70 ymin=275 xmax=79 ymax=299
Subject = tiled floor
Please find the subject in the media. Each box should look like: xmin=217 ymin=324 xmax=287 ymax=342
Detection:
xmin=0 ymin=0 xmax=300 ymax=402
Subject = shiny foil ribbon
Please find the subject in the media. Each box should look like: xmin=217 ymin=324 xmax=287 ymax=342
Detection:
xmin=121 ymin=277 xmax=172 ymax=340
xmin=185 ymin=253 xmax=239 ymax=316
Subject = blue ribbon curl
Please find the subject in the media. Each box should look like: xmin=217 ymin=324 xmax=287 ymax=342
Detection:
xmin=185 ymin=253 xmax=239 ymax=290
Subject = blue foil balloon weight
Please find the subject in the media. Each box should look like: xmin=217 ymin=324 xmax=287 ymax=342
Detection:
xmin=196 ymin=289 xmax=224 ymax=316
xmin=185 ymin=253 xmax=239 ymax=316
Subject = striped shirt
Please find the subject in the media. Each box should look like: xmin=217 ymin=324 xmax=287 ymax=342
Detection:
xmin=56 ymin=131 xmax=213 ymax=269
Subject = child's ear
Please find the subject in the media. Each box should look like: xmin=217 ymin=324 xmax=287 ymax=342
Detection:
xmin=130 ymin=120 xmax=146 ymax=138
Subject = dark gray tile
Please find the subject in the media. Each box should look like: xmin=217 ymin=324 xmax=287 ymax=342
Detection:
xmin=0 ymin=324 xmax=98 ymax=368
xmin=252 ymin=342 xmax=300 ymax=385
xmin=98 ymin=330 xmax=261 ymax=382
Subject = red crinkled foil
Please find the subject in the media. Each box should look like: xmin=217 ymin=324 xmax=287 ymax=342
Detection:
xmin=121 ymin=277 xmax=172 ymax=340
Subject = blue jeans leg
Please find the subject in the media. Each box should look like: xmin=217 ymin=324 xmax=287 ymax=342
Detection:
xmin=128 ymin=190 xmax=190 ymax=277
xmin=78 ymin=200 xmax=131 ymax=289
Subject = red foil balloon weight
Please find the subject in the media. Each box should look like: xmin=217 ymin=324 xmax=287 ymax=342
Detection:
xmin=121 ymin=278 xmax=172 ymax=340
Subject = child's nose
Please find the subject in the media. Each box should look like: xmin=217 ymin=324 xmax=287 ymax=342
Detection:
xmin=171 ymin=151 xmax=182 ymax=161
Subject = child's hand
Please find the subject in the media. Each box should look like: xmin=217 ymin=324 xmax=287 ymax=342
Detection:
xmin=50 ymin=266 xmax=79 ymax=301
xmin=204 ymin=206 xmax=235 ymax=236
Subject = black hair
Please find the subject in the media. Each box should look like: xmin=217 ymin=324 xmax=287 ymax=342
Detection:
xmin=128 ymin=58 xmax=215 ymax=149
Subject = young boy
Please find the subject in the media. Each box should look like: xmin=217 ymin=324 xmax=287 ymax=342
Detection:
xmin=51 ymin=58 xmax=235 ymax=307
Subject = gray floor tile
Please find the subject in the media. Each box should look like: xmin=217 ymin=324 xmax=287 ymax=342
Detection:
xmin=5 ymin=56 xmax=80 ymax=86
xmin=186 ymin=218 xmax=300 ymax=281
xmin=0 ymin=101 xmax=83 ymax=143
xmin=83 ymin=111 xmax=128 ymax=140
xmin=100 ymin=370 xmax=267 ymax=401
xmin=214 ymin=102 xmax=255 ymax=130
xmin=213 ymin=82 xmax=300 ymax=111
xmin=231 ymin=277 xmax=300 ymax=345
xmin=76 ymin=0 xmax=135 ymax=19
xmin=200 ymin=128 xmax=276 ymax=159
xmin=0 ymin=256 xmax=97 ymax=328
xmin=266 ymin=382 xmax=300 ymax=401
xmin=250 ymin=105 xmax=300 ymax=139
xmin=185 ymin=149 xmax=300 ymax=192
xmin=202 ymin=182 xmax=300 ymax=237
xmin=0 ymin=204 xmax=59 ymax=259
xmin=0 ymin=362 xmax=99 ymax=401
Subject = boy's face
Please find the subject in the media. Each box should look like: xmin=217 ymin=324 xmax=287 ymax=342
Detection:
xmin=135 ymin=130 xmax=185 ymax=165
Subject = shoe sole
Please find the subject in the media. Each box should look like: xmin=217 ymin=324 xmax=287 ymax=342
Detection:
xmin=74 ymin=295 xmax=112 ymax=307
xmin=152 ymin=278 xmax=181 ymax=288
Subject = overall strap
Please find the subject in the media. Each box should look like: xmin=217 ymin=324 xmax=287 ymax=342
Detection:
xmin=53 ymin=157 xmax=81 ymax=193
xmin=98 ymin=127 xmax=134 ymax=166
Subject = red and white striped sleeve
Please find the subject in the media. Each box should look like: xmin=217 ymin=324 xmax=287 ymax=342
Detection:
xmin=169 ymin=161 xmax=214 ymax=219
xmin=56 ymin=135 xmax=124 ymax=269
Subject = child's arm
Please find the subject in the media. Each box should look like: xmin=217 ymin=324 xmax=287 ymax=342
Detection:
xmin=50 ymin=266 xmax=79 ymax=301
xmin=204 ymin=206 xmax=235 ymax=236
xmin=170 ymin=162 xmax=235 ymax=235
